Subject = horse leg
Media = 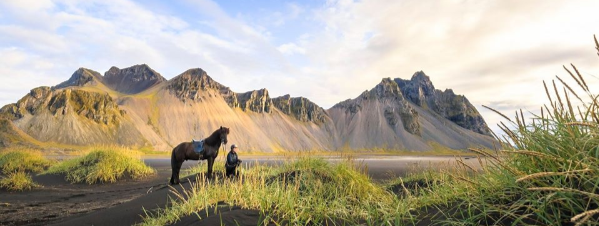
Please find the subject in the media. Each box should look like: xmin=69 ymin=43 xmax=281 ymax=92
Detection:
xmin=170 ymin=150 xmax=184 ymax=185
xmin=207 ymin=157 xmax=215 ymax=179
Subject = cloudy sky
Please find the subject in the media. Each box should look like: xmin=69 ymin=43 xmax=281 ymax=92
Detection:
xmin=1 ymin=0 xmax=599 ymax=135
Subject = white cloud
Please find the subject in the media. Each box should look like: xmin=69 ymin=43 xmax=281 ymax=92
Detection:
xmin=277 ymin=43 xmax=306 ymax=55
xmin=1 ymin=0 xmax=599 ymax=137
xmin=279 ymin=0 xmax=599 ymax=135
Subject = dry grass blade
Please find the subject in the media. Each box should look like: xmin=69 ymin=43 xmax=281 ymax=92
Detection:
xmin=565 ymin=122 xmax=598 ymax=128
xmin=398 ymin=177 xmax=411 ymax=197
xmin=445 ymin=172 xmax=477 ymax=186
xmin=456 ymin=158 xmax=477 ymax=172
xmin=570 ymin=64 xmax=589 ymax=91
xmin=563 ymin=66 xmax=587 ymax=92
xmin=574 ymin=214 xmax=593 ymax=226
xmin=501 ymin=150 xmax=558 ymax=160
xmin=564 ymin=87 xmax=576 ymax=120
xmin=516 ymin=169 xmax=592 ymax=183
xmin=572 ymin=208 xmax=599 ymax=224
xmin=544 ymin=81 xmax=556 ymax=110
xmin=553 ymin=80 xmax=564 ymax=111
xmin=520 ymin=109 xmax=525 ymax=127
xmin=556 ymin=75 xmax=584 ymax=103
xmin=528 ymin=187 xmax=599 ymax=198
xmin=468 ymin=148 xmax=499 ymax=162
xmin=483 ymin=105 xmax=513 ymax=123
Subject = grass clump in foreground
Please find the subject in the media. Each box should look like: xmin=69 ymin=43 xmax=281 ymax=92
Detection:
xmin=0 ymin=149 xmax=53 ymax=174
xmin=142 ymin=157 xmax=411 ymax=225
xmin=0 ymin=149 xmax=51 ymax=191
xmin=0 ymin=171 xmax=40 ymax=191
xmin=428 ymin=38 xmax=599 ymax=225
xmin=45 ymin=148 xmax=155 ymax=184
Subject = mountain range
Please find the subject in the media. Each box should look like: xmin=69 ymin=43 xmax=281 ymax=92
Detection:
xmin=0 ymin=64 xmax=496 ymax=152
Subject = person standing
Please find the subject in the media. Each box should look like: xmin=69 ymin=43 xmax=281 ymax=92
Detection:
xmin=225 ymin=144 xmax=242 ymax=178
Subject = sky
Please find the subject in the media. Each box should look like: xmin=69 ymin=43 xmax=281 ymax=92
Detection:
xmin=1 ymin=0 xmax=599 ymax=136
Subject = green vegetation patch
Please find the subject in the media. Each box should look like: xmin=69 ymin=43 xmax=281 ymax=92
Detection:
xmin=142 ymin=158 xmax=407 ymax=225
xmin=45 ymin=148 xmax=155 ymax=184
xmin=429 ymin=40 xmax=599 ymax=225
xmin=0 ymin=149 xmax=53 ymax=174
xmin=0 ymin=171 xmax=40 ymax=191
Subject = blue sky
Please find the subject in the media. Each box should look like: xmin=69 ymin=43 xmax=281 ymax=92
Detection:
xmin=1 ymin=0 xmax=599 ymax=136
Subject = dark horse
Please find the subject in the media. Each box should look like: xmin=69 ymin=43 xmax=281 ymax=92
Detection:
xmin=170 ymin=126 xmax=230 ymax=185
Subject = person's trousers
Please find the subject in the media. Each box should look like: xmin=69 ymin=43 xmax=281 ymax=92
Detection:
xmin=226 ymin=166 xmax=238 ymax=177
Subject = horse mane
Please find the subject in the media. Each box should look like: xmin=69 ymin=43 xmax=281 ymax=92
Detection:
xmin=204 ymin=127 xmax=225 ymax=146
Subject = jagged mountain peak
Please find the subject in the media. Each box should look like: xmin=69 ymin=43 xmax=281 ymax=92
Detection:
xmin=405 ymin=71 xmax=436 ymax=94
xmin=53 ymin=68 xmax=103 ymax=90
xmin=411 ymin=70 xmax=430 ymax=81
xmin=103 ymin=64 xmax=166 ymax=94
xmin=272 ymin=94 xmax=328 ymax=124
xmin=395 ymin=71 xmax=492 ymax=136
xmin=361 ymin=77 xmax=404 ymax=100
xmin=166 ymin=68 xmax=230 ymax=102
xmin=233 ymin=88 xmax=272 ymax=113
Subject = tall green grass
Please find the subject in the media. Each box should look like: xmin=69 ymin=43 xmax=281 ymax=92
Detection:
xmin=45 ymin=148 xmax=156 ymax=184
xmin=0 ymin=149 xmax=50 ymax=191
xmin=141 ymin=157 xmax=411 ymax=225
xmin=434 ymin=37 xmax=599 ymax=225
xmin=0 ymin=149 xmax=53 ymax=174
xmin=0 ymin=171 xmax=40 ymax=191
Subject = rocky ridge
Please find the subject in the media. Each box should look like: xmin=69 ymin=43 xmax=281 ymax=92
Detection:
xmin=1 ymin=87 xmax=124 ymax=125
xmin=394 ymin=71 xmax=491 ymax=136
xmin=271 ymin=95 xmax=328 ymax=124
xmin=53 ymin=68 xmax=103 ymax=89
xmin=103 ymin=64 xmax=166 ymax=94
xmin=1 ymin=65 xmax=496 ymax=151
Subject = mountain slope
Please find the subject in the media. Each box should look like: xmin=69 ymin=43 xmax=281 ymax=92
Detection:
xmin=0 ymin=65 xmax=495 ymax=152
xmin=0 ymin=87 xmax=145 ymax=146
xmin=328 ymin=77 xmax=495 ymax=150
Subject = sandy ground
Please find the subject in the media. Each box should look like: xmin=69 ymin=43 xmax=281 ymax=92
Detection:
xmin=0 ymin=156 xmax=482 ymax=226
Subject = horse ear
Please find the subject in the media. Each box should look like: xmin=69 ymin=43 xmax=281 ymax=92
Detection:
xmin=220 ymin=126 xmax=223 ymax=130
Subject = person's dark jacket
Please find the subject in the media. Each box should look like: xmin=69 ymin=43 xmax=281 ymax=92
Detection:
xmin=226 ymin=151 xmax=241 ymax=168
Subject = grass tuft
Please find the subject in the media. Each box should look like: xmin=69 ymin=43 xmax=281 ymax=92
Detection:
xmin=0 ymin=149 xmax=53 ymax=174
xmin=436 ymin=37 xmax=599 ymax=225
xmin=0 ymin=171 xmax=40 ymax=191
xmin=45 ymin=147 xmax=155 ymax=184
xmin=141 ymin=157 xmax=406 ymax=225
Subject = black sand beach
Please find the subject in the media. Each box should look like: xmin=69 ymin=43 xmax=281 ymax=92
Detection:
xmin=0 ymin=156 xmax=480 ymax=226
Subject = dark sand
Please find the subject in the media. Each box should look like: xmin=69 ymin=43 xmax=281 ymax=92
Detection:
xmin=0 ymin=156 xmax=481 ymax=226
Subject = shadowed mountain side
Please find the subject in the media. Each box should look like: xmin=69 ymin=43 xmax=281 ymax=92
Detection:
xmin=103 ymin=64 xmax=166 ymax=94
xmin=53 ymin=68 xmax=104 ymax=90
xmin=395 ymin=71 xmax=492 ymax=136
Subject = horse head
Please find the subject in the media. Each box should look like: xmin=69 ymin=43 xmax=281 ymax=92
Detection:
xmin=219 ymin=126 xmax=230 ymax=145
